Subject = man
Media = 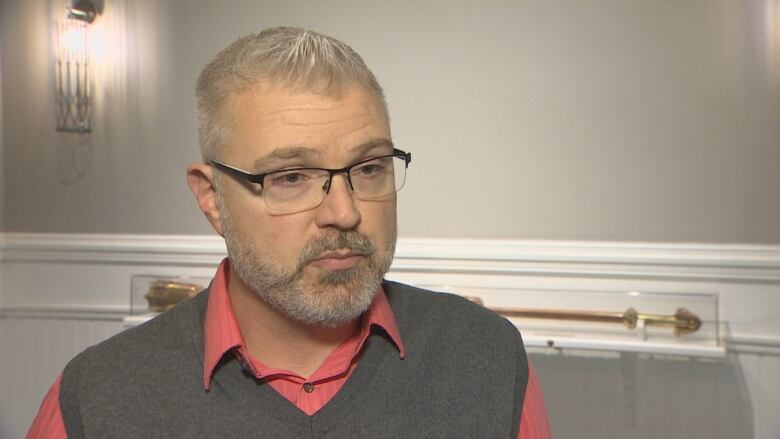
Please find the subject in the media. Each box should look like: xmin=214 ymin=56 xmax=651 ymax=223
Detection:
xmin=28 ymin=27 xmax=550 ymax=438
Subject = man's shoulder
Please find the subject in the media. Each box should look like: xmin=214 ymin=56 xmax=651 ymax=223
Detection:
xmin=57 ymin=292 xmax=210 ymax=432
xmin=381 ymin=280 xmax=527 ymax=398
xmin=383 ymin=280 xmax=520 ymax=341
xmin=63 ymin=290 xmax=208 ymax=381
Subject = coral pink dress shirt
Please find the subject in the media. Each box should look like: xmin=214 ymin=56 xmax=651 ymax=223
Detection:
xmin=28 ymin=259 xmax=551 ymax=438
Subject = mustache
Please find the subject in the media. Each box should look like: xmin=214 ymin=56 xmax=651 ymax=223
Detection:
xmin=298 ymin=231 xmax=377 ymax=266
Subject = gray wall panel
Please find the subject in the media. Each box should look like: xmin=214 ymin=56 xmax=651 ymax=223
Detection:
xmin=2 ymin=0 xmax=779 ymax=242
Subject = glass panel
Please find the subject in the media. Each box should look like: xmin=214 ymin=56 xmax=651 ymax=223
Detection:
xmin=130 ymin=274 xmax=211 ymax=316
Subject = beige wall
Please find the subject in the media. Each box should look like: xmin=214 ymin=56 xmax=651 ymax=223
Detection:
xmin=2 ymin=0 xmax=779 ymax=242
xmin=0 ymin=13 xmax=4 ymax=230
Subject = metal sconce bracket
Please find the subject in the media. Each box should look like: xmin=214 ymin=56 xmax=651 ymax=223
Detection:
xmin=55 ymin=0 xmax=101 ymax=133
xmin=68 ymin=1 xmax=98 ymax=23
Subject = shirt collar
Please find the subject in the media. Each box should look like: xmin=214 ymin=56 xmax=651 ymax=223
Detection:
xmin=202 ymin=258 xmax=405 ymax=390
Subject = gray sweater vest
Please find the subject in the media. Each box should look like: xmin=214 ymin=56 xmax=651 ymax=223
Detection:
xmin=60 ymin=281 xmax=528 ymax=438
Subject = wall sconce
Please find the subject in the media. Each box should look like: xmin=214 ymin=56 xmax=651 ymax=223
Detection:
xmin=55 ymin=0 xmax=100 ymax=132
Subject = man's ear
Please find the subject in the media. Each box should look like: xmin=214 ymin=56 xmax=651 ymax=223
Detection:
xmin=186 ymin=163 xmax=224 ymax=236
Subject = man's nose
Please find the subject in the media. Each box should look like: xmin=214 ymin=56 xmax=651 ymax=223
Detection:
xmin=314 ymin=174 xmax=361 ymax=230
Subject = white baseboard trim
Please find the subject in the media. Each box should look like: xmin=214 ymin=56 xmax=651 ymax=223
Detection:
xmin=4 ymin=304 xmax=775 ymax=356
xmin=0 ymin=305 xmax=128 ymax=321
xmin=0 ymin=233 xmax=227 ymax=266
xmin=724 ymin=335 xmax=780 ymax=355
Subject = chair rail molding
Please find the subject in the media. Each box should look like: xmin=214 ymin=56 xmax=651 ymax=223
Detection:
xmin=2 ymin=232 xmax=780 ymax=281
xmin=2 ymin=232 xmax=780 ymax=354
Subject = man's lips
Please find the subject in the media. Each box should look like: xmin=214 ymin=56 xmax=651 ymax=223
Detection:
xmin=310 ymin=250 xmax=368 ymax=271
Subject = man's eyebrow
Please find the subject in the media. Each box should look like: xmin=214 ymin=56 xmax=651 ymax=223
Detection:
xmin=252 ymin=147 xmax=320 ymax=170
xmin=252 ymin=138 xmax=394 ymax=171
xmin=348 ymin=138 xmax=395 ymax=156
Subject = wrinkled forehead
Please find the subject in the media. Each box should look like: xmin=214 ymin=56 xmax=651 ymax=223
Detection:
xmin=221 ymin=82 xmax=391 ymax=165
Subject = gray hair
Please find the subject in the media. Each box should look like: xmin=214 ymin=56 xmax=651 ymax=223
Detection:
xmin=195 ymin=26 xmax=387 ymax=162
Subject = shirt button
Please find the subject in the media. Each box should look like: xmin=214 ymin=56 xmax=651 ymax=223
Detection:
xmin=303 ymin=382 xmax=315 ymax=393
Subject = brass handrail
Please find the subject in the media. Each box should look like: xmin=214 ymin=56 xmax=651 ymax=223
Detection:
xmin=466 ymin=297 xmax=702 ymax=336
xmin=145 ymin=280 xmax=202 ymax=312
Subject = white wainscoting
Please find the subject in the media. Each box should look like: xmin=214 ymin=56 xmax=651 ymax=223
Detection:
xmin=1 ymin=233 xmax=779 ymax=439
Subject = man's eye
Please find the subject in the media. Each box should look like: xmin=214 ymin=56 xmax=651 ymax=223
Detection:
xmin=270 ymin=172 xmax=308 ymax=186
xmin=355 ymin=162 xmax=386 ymax=176
xmin=358 ymin=165 xmax=378 ymax=175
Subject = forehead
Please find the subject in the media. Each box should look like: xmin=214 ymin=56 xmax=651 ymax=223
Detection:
xmin=223 ymin=83 xmax=390 ymax=165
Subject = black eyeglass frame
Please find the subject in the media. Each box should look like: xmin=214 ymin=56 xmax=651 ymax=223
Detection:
xmin=211 ymin=148 xmax=412 ymax=193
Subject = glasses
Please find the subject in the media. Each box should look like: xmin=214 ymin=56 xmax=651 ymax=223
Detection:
xmin=212 ymin=148 xmax=411 ymax=214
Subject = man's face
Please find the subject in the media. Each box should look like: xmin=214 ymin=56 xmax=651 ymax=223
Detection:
xmin=216 ymin=83 xmax=397 ymax=327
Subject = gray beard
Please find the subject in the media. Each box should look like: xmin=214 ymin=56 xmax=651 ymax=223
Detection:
xmin=220 ymin=202 xmax=396 ymax=328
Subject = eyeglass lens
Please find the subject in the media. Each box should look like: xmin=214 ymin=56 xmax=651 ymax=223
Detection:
xmin=263 ymin=155 xmax=407 ymax=213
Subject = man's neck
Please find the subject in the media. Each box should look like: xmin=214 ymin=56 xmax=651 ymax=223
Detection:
xmin=227 ymin=271 xmax=358 ymax=378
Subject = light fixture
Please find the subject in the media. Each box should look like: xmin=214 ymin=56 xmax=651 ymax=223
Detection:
xmin=55 ymin=0 xmax=100 ymax=132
